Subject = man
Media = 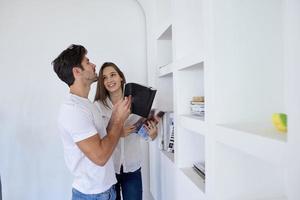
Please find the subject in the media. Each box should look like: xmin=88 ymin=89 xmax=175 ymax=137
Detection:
xmin=52 ymin=44 xmax=131 ymax=200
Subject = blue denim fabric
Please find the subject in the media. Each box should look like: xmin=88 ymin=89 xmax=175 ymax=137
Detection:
xmin=115 ymin=167 xmax=142 ymax=200
xmin=72 ymin=185 xmax=116 ymax=200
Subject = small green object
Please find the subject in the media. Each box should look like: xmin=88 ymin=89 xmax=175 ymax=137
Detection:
xmin=279 ymin=113 xmax=287 ymax=127
xmin=272 ymin=113 xmax=288 ymax=133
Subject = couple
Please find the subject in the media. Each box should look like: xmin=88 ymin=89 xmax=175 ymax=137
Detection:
xmin=52 ymin=44 xmax=158 ymax=200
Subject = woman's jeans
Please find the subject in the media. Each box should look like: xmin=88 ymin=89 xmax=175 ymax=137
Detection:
xmin=72 ymin=185 xmax=116 ymax=200
xmin=115 ymin=167 xmax=142 ymax=200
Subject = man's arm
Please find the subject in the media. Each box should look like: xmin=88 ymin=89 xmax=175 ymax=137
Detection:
xmin=76 ymin=96 xmax=131 ymax=166
xmin=76 ymin=117 xmax=124 ymax=166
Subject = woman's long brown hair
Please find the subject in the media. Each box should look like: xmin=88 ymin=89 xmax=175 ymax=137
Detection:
xmin=94 ymin=62 xmax=126 ymax=109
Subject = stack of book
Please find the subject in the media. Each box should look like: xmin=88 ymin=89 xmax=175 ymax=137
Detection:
xmin=193 ymin=162 xmax=205 ymax=180
xmin=190 ymin=96 xmax=205 ymax=117
xmin=167 ymin=121 xmax=174 ymax=153
xmin=159 ymin=112 xmax=175 ymax=153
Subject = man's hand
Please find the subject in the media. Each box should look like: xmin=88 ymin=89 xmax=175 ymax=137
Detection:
xmin=78 ymin=96 xmax=131 ymax=167
xmin=111 ymin=96 xmax=132 ymax=124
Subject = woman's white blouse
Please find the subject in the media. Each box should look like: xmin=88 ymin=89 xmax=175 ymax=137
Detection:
xmin=94 ymin=99 xmax=143 ymax=174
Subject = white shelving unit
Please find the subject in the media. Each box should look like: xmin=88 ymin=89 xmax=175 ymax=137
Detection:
xmin=157 ymin=25 xmax=173 ymax=70
xmin=161 ymin=150 xmax=174 ymax=163
xmin=214 ymin=124 xmax=286 ymax=166
xmin=156 ymin=0 xmax=171 ymax=36
xmin=172 ymin=0 xmax=204 ymax=59
xmin=155 ymin=74 xmax=173 ymax=113
xmin=179 ymin=114 xmax=206 ymax=136
xmin=210 ymin=1 xmax=288 ymax=199
xmin=174 ymin=54 xmax=204 ymax=71
xmin=214 ymin=142 xmax=286 ymax=200
xmin=142 ymin=0 xmax=300 ymax=199
xmin=180 ymin=167 xmax=205 ymax=194
xmin=158 ymin=62 xmax=173 ymax=77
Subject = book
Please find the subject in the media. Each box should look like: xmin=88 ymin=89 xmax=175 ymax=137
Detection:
xmin=193 ymin=166 xmax=205 ymax=180
xmin=194 ymin=162 xmax=205 ymax=173
xmin=124 ymin=83 xmax=157 ymax=118
xmin=167 ymin=121 xmax=174 ymax=153
xmin=193 ymin=162 xmax=205 ymax=180
xmin=190 ymin=101 xmax=205 ymax=105
xmin=192 ymin=96 xmax=205 ymax=102
xmin=133 ymin=109 xmax=165 ymax=140
xmin=162 ymin=112 xmax=174 ymax=151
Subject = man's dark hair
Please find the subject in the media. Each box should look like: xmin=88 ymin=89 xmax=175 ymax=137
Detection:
xmin=52 ymin=44 xmax=87 ymax=86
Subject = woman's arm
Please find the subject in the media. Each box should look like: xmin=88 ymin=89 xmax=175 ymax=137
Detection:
xmin=144 ymin=120 xmax=158 ymax=140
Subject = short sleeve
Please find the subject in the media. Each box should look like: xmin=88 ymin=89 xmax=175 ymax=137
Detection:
xmin=60 ymin=105 xmax=98 ymax=143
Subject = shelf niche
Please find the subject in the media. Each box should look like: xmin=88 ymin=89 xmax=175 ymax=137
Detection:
xmin=212 ymin=0 xmax=286 ymax=140
xmin=214 ymin=142 xmax=286 ymax=200
xmin=155 ymin=73 xmax=173 ymax=112
xmin=157 ymin=25 xmax=173 ymax=70
xmin=176 ymin=128 xmax=206 ymax=198
xmin=176 ymin=62 xmax=204 ymax=118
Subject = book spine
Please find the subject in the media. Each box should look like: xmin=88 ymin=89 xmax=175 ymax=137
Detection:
xmin=124 ymin=83 xmax=133 ymax=97
xmin=167 ymin=122 xmax=174 ymax=153
xmin=145 ymin=90 xmax=157 ymax=117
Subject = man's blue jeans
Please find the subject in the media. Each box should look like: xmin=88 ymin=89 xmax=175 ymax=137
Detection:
xmin=115 ymin=167 xmax=142 ymax=200
xmin=72 ymin=185 xmax=116 ymax=200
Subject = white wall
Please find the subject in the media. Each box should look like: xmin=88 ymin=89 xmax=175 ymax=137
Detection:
xmin=0 ymin=0 xmax=148 ymax=199
xmin=285 ymin=0 xmax=300 ymax=199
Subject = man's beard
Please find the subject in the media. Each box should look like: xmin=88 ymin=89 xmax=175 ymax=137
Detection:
xmin=91 ymin=76 xmax=98 ymax=83
xmin=89 ymin=74 xmax=98 ymax=83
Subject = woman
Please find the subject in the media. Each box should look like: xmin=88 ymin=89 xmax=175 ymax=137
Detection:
xmin=94 ymin=62 xmax=158 ymax=200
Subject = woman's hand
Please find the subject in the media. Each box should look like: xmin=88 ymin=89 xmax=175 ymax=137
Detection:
xmin=122 ymin=125 xmax=136 ymax=137
xmin=144 ymin=120 xmax=158 ymax=140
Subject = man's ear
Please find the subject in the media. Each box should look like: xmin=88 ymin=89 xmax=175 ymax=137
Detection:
xmin=72 ymin=67 xmax=82 ymax=77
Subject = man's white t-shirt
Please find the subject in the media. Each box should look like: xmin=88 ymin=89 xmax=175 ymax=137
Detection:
xmin=58 ymin=93 xmax=116 ymax=194
xmin=94 ymin=98 xmax=142 ymax=174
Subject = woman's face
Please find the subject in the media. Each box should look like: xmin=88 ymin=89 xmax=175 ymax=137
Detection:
xmin=102 ymin=66 xmax=123 ymax=94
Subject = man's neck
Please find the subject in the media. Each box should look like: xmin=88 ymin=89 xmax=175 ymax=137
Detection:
xmin=69 ymin=82 xmax=90 ymax=98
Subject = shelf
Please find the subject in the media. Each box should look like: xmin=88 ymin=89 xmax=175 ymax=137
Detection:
xmin=179 ymin=114 xmax=206 ymax=136
xmin=161 ymin=150 xmax=174 ymax=163
xmin=157 ymin=23 xmax=172 ymax=40
xmin=175 ymin=54 xmax=204 ymax=71
xmin=157 ymin=25 xmax=173 ymax=69
xmin=214 ymin=123 xmax=287 ymax=166
xmin=212 ymin=0 xmax=285 ymax=133
xmin=158 ymin=62 xmax=173 ymax=77
xmin=180 ymin=167 xmax=205 ymax=196
xmin=176 ymin=61 xmax=204 ymax=116
xmin=155 ymin=75 xmax=173 ymax=111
